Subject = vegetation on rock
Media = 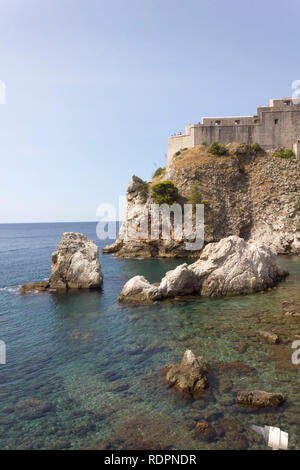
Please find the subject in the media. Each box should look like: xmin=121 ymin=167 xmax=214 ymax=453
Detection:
xmin=152 ymin=167 xmax=165 ymax=179
xmin=273 ymin=148 xmax=294 ymax=161
xmin=208 ymin=141 xmax=227 ymax=156
xmin=132 ymin=175 xmax=149 ymax=196
xmin=187 ymin=184 xmax=210 ymax=205
xmin=151 ymin=180 xmax=179 ymax=205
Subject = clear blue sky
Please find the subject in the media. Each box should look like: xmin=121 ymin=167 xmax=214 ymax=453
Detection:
xmin=1 ymin=0 xmax=299 ymax=223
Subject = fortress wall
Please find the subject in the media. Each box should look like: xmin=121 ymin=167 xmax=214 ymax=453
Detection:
xmin=167 ymin=99 xmax=300 ymax=164
xmin=167 ymin=126 xmax=194 ymax=165
xmin=193 ymin=125 xmax=251 ymax=147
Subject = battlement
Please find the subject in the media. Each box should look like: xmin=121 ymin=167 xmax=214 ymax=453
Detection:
xmin=167 ymin=98 xmax=300 ymax=165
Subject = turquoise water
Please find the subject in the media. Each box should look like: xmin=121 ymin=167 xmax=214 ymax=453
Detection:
xmin=0 ymin=222 xmax=300 ymax=450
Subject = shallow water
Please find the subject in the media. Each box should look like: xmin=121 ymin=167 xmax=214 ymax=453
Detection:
xmin=0 ymin=222 xmax=300 ymax=450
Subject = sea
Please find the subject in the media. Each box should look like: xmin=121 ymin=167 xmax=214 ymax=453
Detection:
xmin=0 ymin=222 xmax=300 ymax=450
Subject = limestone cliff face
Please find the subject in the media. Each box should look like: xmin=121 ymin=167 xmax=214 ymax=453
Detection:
xmin=103 ymin=144 xmax=300 ymax=257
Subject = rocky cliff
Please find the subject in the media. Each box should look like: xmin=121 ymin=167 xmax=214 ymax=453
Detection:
xmin=104 ymin=144 xmax=300 ymax=257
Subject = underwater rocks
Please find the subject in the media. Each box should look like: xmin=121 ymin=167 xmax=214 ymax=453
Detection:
xmin=15 ymin=399 xmax=53 ymax=419
xmin=19 ymin=232 xmax=103 ymax=293
xmin=119 ymin=236 xmax=288 ymax=303
xmin=258 ymin=330 xmax=279 ymax=344
xmin=237 ymin=390 xmax=285 ymax=408
xmin=165 ymin=350 xmax=209 ymax=398
xmin=194 ymin=421 xmax=217 ymax=442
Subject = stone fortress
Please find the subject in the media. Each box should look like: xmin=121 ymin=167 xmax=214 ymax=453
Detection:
xmin=167 ymin=98 xmax=300 ymax=165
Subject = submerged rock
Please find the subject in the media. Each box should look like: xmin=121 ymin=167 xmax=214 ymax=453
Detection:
xmin=15 ymin=398 xmax=53 ymax=419
xmin=118 ymin=236 xmax=288 ymax=302
xmin=237 ymin=390 xmax=285 ymax=408
xmin=19 ymin=232 xmax=103 ymax=292
xmin=194 ymin=421 xmax=217 ymax=442
xmin=165 ymin=350 xmax=209 ymax=398
xmin=258 ymin=330 xmax=279 ymax=344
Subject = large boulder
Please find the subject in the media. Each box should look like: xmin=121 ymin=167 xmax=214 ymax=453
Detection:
xmin=19 ymin=232 xmax=103 ymax=293
xmin=237 ymin=390 xmax=285 ymax=408
xmin=118 ymin=236 xmax=288 ymax=302
xmin=49 ymin=233 xmax=103 ymax=289
xmin=165 ymin=350 xmax=209 ymax=398
xmin=159 ymin=264 xmax=197 ymax=297
xmin=118 ymin=276 xmax=161 ymax=303
xmin=190 ymin=235 xmax=288 ymax=296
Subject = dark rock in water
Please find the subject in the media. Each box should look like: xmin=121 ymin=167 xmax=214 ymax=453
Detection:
xmin=19 ymin=281 xmax=50 ymax=294
xmin=73 ymin=420 xmax=95 ymax=436
xmin=259 ymin=330 xmax=279 ymax=344
xmin=194 ymin=421 xmax=217 ymax=442
xmin=0 ymin=375 xmax=9 ymax=384
xmin=215 ymin=361 xmax=256 ymax=375
xmin=237 ymin=390 xmax=285 ymax=408
xmin=216 ymin=416 xmax=243 ymax=434
xmin=46 ymin=439 xmax=71 ymax=450
xmin=15 ymin=399 xmax=53 ymax=419
xmin=224 ymin=430 xmax=248 ymax=450
xmin=165 ymin=350 xmax=209 ymax=398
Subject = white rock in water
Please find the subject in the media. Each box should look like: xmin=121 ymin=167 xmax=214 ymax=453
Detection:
xmin=190 ymin=235 xmax=288 ymax=296
xmin=159 ymin=264 xmax=197 ymax=297
xmin=118 ymin=236 xmax=288 ymax=302
xmin=49 ymin=232 xmax=103 ymax=289
xmin=118 ymin=275 xmax=161 ymax=303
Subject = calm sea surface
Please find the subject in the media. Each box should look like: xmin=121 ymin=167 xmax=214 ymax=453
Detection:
xmin=0 ymin=222 xmax=300 ymax=450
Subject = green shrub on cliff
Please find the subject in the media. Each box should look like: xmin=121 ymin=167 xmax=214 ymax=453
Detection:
xmin=188 ymin=185 xmax=204 ymax=204
xmin=188 ymin=185 xmax=210 ymax=206
xmin=208 ymin=142 xmax=227 ymax=156
xmin=250 ymin=142 xmax=263 ymax=153
xmin=151 ymin=180 xmax=179 ymax=205
xmin=132 ymin=175 xmax=148 ymax=197
xmin=273 ymin=148 xmax=294 ymax=161
xmin=152 ymin=167 xmax=165 ymax=179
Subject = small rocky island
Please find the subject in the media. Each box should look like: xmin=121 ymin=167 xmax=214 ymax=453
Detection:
xmin=165 ymin=350 xmax=209 ymax=398
xmin=19 ymin=232 xmax=103 ymax=293
xmin=119 ymin=235 xmax=288 ymax=303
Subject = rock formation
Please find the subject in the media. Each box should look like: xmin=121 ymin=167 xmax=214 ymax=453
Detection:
xmin=118 ymin=275 xmax=162 ymax=304
xmin=258 ymin=330 xmax=279 ymax=344
xmin=237 ymin=390 xmax=285 ymax=408
xmin=104 ymin=144 xmax=300 ymax=257
xmin=118 ymin=236 xmax=288 ymax=302
xmin=19 ymin=232 xmax=103 ymax=293
xmin=165 ymin=350 xmax=209 ymax=398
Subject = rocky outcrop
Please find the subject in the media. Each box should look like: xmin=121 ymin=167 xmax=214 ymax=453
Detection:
xmin=258 ymin=330 xmax=279 ymax=344
xmin=19 ymin=281 xmax=50 ymax=293
xmin=165 ymin=350 xmax=209 ymax=398
xmin=237 ymin=390 xmax=285 ymax=408
xmin=118 ymin=276 xmax=162 ymax=303
xmin=15 ymin=399 xmax=53 ymax=419
xmin=194 ymin=422 xmax=217 ymax=442
xmin=104 ymin=145 xmax=300 ymax=258
xmin=118 ymin=236 xmax=288 ymax=302
xmin=19 ymin=232 xmax=103 ymax=293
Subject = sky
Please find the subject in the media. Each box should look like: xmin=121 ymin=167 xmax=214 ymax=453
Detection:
xmin=0 ymin=0 xmax=299 ymax=223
